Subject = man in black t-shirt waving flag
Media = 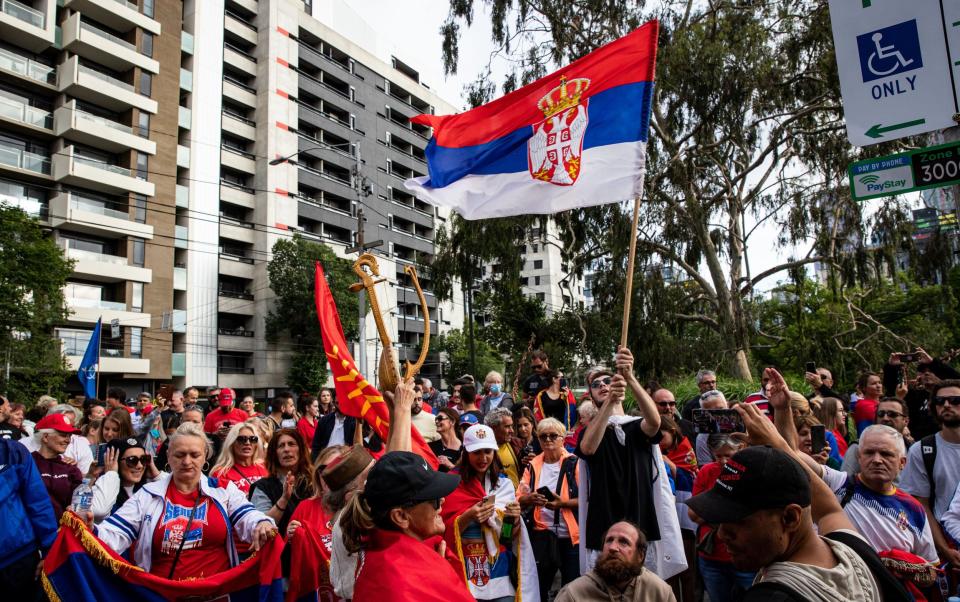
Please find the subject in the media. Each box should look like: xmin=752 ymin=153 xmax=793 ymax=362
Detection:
xmin=576 ymin=346 xmax=686 ymax=579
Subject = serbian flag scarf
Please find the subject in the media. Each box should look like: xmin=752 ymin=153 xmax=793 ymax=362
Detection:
xmin=314 ymin=261 xmax=438 ymax=469
xmin=405 ymin=21 xmax=658 ymax=219
xmin=440 ymin=472 xmax=540 ymax=601
xmin=42 ymin=512 xmax=284 ymax=601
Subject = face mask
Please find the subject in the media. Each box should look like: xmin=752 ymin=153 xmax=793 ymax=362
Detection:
xmin=489 ymin=384 xmax=502 ymax=395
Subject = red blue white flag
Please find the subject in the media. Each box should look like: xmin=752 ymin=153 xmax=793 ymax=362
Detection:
xmin=404 ymin=21 xmax=658 ymax=219
xmin=42 ymin=512 xmax=284 ymax=601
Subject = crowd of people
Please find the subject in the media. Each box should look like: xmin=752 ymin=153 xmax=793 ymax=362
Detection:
xmin=2 ymin=346 xmax=959 ymax=601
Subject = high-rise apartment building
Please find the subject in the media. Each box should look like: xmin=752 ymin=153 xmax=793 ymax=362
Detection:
xmin=0 ymin=0 xmax=462 ymax=398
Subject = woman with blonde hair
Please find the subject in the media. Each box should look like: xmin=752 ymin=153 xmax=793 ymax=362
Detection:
xmin=210 ymin=422 xmax=268 ymax=495
xmin=818 ymin=397 xmax=849 ymax=458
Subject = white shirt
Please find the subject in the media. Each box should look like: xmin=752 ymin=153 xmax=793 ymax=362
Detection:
xmin=900 ymin=433 xmax=960 ymax=519
xmin=330 ymin=510 xmax=358 ymax=600
xmin=329 ymin=415 xmax=346 ymax=447
xmin=538 ymin=459 xmax=569 ymax=538
xmin=22 ymin=433 xmax=94 ymax=474
xmin=411 ymin=411 xmax=439 ymax=443
xmin=823 ymin=466 xmax=937 ymax=562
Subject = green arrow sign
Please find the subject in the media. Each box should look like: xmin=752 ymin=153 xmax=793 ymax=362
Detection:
xmin=864 ymin=119 xmax=927 ymax=139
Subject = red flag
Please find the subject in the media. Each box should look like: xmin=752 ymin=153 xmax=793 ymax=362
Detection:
xmin=314 ymin=261 xmax=438 ymax=468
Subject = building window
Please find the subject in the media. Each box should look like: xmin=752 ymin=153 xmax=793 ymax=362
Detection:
xmin=141 ymin=0 xmax=154 ymax=17
xmin=131 ymin=238 xmax=145 ymax=266
xmin=138 ymin=112 xmax=150 ymax=138
xmin=535 ymin=276 xmax=541 ymax=286
xmin=131 ymin=282 xmax=143 ymax=312
xmin=536 ymin=293 xmax=545 ymax=301
xmin=520 ymin=277 xmax=528 ymax=286
xmin=132 ymin=194 xmax=147 ymax=223
xmin=531 ymin=244 xmax=538 ymax=253
xmin=139 ymin=72 xmax=152 ymax=97
xmin=141 ymin=32 xmax=154 ymax=57
xmin=135 ymin=153 xmax=148 ymax=180
xmin=534 ymin=260 xmax=543 ymax=269
xmin=130 ymin=327 xmax=142 ymax=358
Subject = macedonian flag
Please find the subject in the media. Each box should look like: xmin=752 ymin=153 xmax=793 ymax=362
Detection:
xmin=314 ymin=261 xmax=438 ymax=468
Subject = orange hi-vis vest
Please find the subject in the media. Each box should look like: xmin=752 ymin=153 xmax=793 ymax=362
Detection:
xmin=522 ymin=451 xmax=580 ymax=545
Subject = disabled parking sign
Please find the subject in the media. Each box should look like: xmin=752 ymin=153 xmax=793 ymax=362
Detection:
xmin=828 ymin=0 xmax=959 ymax=146
xmin=856 ymin=20 xmax=923 ymax=83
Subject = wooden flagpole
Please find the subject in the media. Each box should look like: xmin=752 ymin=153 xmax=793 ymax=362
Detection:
xmin=620 ymin=196 xmax=642 ymax=349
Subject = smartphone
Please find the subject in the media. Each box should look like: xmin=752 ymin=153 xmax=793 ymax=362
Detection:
xmin=559 ymin=377 xmax=568 ymax=389
xmin=693 ymin=409 xmax=746 ymax=434
xmin=482 ymin=494 xmax=496 ymax=506
xmin=157 ymin=384 xmax=174 ymax=402
xmin=898 ymin=353 xmax=917 ymax=363
xmin=811 ymin=425 xmax=826 ymax=454
xmin=805 ymin=362 xmax=816 ymax=374
xmin=536 ymin=486 xmax=556 ymax=499
xmin=95 ymin=443 xmax=109 ymax=465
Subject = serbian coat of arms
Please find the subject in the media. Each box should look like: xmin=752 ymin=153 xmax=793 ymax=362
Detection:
xmin=528 ymin=76 xmax=590 ymax=186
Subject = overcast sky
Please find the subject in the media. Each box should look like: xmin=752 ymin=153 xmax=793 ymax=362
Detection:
xmin=342 ymin=0 xmax=915 ymax=292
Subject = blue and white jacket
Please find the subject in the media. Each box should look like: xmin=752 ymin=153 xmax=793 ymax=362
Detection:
xmin=0 ymin=439 xmax=58 ymax=568
xmin=96 ymin=472 xmax=274 ymax=573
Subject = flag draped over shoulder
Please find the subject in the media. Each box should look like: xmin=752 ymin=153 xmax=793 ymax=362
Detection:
xmin=314 ymin=262 xmax=438 ymax=469
xmin=404 ymin=21 xmax=659 ymax=220
xmin=42 ymin=512 xmax=284 ymax=601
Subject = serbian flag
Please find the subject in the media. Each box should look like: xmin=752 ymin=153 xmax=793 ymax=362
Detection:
xmin=314 ymin=261 xmax=438 ymax=469
xmin=404 ymin=21 xmax=658 ymax=219
xmin=42 ymin=512 xmax=284 ymax=601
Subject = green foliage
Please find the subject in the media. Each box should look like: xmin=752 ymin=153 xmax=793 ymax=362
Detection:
xmin=266 ymin=235 xmax=358 ymax=392
xmin=435 ymin=329 xmax=503 ymax=382
xmin=0 ymin=206 xmax=72 ymax=402
xmin=658 ymin=374 xmax=808 ymax=411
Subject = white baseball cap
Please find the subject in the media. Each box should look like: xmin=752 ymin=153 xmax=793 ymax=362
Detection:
xmin=463 ymin=424 xmax=499 ymax=453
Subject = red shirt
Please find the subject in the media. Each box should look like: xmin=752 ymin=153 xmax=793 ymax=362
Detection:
xmin=297 ymin=417 xmax=318 ymax=448
xmin=692 ymin=462 xmax=734 ymax=562
xmin=203 ymin=407 xmax=250 ymax=434
xmin=287 ymin=498 xmax=336 ymax=601
xmin=150 ymin=482 xmax=230 ymax=579
xmin=213 ymin=463 xmax=268 ymax=495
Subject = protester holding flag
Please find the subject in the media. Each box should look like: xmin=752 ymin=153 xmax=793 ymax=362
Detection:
xmin=340 ymin=451 xmax=472 ymax=602
xmin=95 ymin=422 xmax=276 ymax=579
xmin=249 ymin=429 xmax=314 ymax=533
xmin=210 ymin=421 xmax=268 ymax=495
xmin=441 ymin=424 xmax=540 ymax=601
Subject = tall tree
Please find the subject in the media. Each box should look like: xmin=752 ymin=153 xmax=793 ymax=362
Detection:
xmin=0 ymin=206 xmax=72 ymax=401
xmin=438 ymin=0 xmax=921 ymax=380
xmin=266 ymin=235 xmax=358 ymax=392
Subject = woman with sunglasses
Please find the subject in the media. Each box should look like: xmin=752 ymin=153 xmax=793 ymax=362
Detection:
xmin=519 ymin=417 xmax=581 ymax=601
xmin=90 ymin=437 xmax=161 ymax=523
xmin=429 ymin=408 xmax=463 ymax=472
xmin=533 ymin=369 xmax=578 ymax=432
xmin=211 ymin=422 xmax=268 ymax=495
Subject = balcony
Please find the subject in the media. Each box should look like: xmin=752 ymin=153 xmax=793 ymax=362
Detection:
xmin=0 ymin=139 xmax=49 ymax=177
xmin=0 ymin=46 xmax=55 ymax=88
xmin=224 ymin=44 xmax=256 ymax=77
xmin=65 ymin=351 xmax=150 ymax=375
xmin=58 ymin=56 xmax=158 ymax=114
xmin=64 ymin=0 xmax=161 ymax=35
xmin=66 ymin=296 xmax=150 ymax=328
xmin=174 ymin=225 xmax=187 ymax=249
xmin=218 ymin=294 xmax=255 ymax=315
xmin=172 ymin=352 xmax=186 ymax=377
xmin=54 ymin=101 xmax=155 ymax=154
xmin=223 ymin=76 xmax=256 ymax=108
xmin=224 ymin=12 xmax=257 ymax=45
xmin=181 ymin=31 xmax=194 ymax=55
xmin=62 ymin=13 xmax=159 ymax=74
xmin=53 ymin=145 xmax=154 ymax=196
xmin=221 ymin=145 xmax=255 ymax=174
xmin=220 ymin=220 xmax=254 ymax=244
xmin=176 ymin=184 xmax=188 ymax=208
xmin=218 ymin=328 xmax=254 ymax=352
xmin=0 ymin=0 xmax=54 ymax=52
xmin=0 ymin=94 xmax=52 ymax=134
xmin=219 ymin=253 xmax=255 ymax=279
xmin=50 ymin=191 xmax=154 ymax=239
xmin=222 ymin=109 xmax=255 ymax=140
xmin=178 ymin=105 xmax=191 ymax=129
xmin=57 ymin=239 xmax=152 ymax=284
xmin=173 ymin=266 xmax=186 ymax=290
xmin=180 ymin=67 xmax=192 ymax=92
xmin=177 ymin=144 xmax=190 ymax=168
xmin=220 ymin=182 xmax=255 ymax=209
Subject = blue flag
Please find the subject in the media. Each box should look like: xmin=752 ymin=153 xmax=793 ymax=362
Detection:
xmin=78 ymin=318 xmax=101 ymax=398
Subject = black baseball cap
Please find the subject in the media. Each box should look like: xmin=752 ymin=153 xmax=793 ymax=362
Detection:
xmin=686 ymin=446 xmax=810 ymax=524
xmin=107 ymin=437 xmax=145 ymax=455
xmin=363 ymin=451 xmax=460 ymax=514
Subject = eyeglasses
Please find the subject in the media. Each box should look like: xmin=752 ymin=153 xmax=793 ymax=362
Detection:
xmin=531 ymin=364 xmax=544 ymax=371
xmin=122 ymin=455 xmax=149 ymax=467
xmin=590 ymin=377 xmax=613 ymax=389
xmin=876 ymin=410 xmax=904 ymax=419
xmin=700 ymin=380 xmax=717 ymax=386
xmin=538 ymin=433 xmax=561 ymax=442
xmin=935 ymin=396 xmax=960 ymax=407
xmin=435 ymin=416 xmax=449 ymax=424
xmin=236 ymin=435 xmax=259 ymax=444
xmin=656 ymin=401 xmax=677 ymax=408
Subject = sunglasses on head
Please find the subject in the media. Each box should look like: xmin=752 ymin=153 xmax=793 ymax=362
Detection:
xmin=123 ymin=455 xmax=149 ymax=467
xmin=538 ymin=433 xmax=561 ymax=441
xmin=935 ymin=395 xmax=960 ymax=407
xmin=236 ymin=435 xmax=259 ymax=444
xmin=876 ymin=410 xmax=904 ymax=419
xmin=590 ymin=376 xmax=613 ymax=389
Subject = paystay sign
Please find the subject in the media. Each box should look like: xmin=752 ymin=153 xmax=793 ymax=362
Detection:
xmin=828 ymin=0 xmax=960 ymax=146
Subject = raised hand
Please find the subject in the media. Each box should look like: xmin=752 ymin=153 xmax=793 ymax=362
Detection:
xmin=764 ymin=367 xmax=791 ymax=412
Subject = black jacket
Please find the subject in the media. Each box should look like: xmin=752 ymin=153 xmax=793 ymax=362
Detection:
xmin=311 ymin=413 xmax=357 ymax=460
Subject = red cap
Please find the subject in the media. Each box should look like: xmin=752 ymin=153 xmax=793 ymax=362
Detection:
xmin=36 ymin=413 xmax=81 ymax=435
xmin=218 ymin=387 xmax=235 ymax=407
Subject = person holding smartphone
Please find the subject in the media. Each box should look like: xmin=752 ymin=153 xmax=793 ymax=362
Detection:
xmin=533 ymin=370 xmax=578 ymax=432
xmin=518 ymin=417 xmax=580 ymax=601
xmin=90 ymin=437 xmax=162 ymax=523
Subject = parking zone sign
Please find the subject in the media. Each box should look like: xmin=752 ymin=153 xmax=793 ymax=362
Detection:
xmin=828 ymin=0 xmax=959 ymax=146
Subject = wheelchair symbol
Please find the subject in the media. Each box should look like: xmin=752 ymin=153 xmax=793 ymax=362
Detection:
xmin=856 ymin=20 xmax=923 ymax=83
xmin=867 ymin=32 xmax=913 ymax=77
